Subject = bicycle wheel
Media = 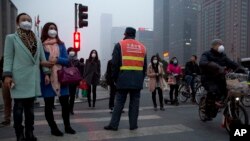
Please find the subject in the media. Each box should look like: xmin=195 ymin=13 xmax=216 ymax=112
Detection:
xmin=224 ymin=105 xmax=249 ymax=133
xmin=195 ymin=86 xmax=206 ymax=105
xmin=241 ymin=95 xmax=250 ymax=107
xmin=199 ymin=96 xmax=207 ymax=122
xmin=178 ymin=84 xmax=189 ymax=103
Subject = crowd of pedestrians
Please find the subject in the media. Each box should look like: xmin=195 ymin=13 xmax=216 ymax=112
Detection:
xmin=1 ymin=12 xmax=249 ymax=141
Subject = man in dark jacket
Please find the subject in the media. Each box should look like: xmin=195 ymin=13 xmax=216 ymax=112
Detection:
xmin=104 ymin=27 xmax=147 ymax=131
xmin=199 ymin=39 xmax=239 ymax=119
xmin=184 ymin=55 xmax=200 ymax=102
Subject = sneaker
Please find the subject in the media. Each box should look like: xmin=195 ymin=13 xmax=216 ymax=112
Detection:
xmin=160 ymin=107 xmax=165 ymax=111
xmin=130 ymin=126 xmax=138 ymax=130
xmin=154 ymin=107 xmax=157 ymax=111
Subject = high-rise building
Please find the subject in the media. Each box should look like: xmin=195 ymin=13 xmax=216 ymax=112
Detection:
xmin=111 ymin=27 xmax=126 ymax=48
xmin=0 ymin=0 xmax=17 ymax=57
xmin=154 ymin=0 xmax=201 ymax=65
xmin=100 ymin=13 xmax=112 ymax=75
xmin=197 ymin=0 xmax=250 ymax=61
xmin=137 ymin=28 xmax=154 ymax=64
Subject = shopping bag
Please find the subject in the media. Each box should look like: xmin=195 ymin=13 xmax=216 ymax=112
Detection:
xmin=81 ymin=89 xmax=88 ymax=97
xmin=162 ymin=79 xmax=169 ymax=91
xmin=79 ymin=79 xmax=89 ymax=90
xmin=167 ymin=76 xmax=176 ymax=85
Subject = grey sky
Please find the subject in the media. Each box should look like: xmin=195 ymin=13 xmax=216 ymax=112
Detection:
xmin=11 ymin=0 xmax=153 ymax=58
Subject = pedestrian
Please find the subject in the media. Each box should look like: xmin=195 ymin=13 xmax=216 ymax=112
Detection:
xmin=67 ymin=47 xmax=80 ymax=115
xmin=40 ymin=22 xmax=76 ymax=136
xmin=104 ymin=27 xmax=147 ymax=131
xmin=78 ymin=58 xmax=85 ymax=78
xmin=105 ymin=59 xmax=116 ymax=113
xmin=184 ymin=55 xmax=200 ymax=103
xmin=3 ymin=13 xmax=51 ymax=141
xmin=0 ymin=56 xmax=12 ymax=127
xmin=84 ymin=50 xmax=101 ymax=108
xmin=167 ymin=57 xmax=183 ymax=106
xmin=147 ymin=55 xmax=165 ymax=111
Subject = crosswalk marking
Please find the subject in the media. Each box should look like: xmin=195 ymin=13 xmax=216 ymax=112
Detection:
xmin=34 ymin=105 xmax=196 ymax=116
xmin=35 ymin=115 xmax=161 ymax=125
xmin=0 ymin=124 xmax=193 ymax=141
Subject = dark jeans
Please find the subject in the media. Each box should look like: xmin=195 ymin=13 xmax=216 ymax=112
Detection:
xmin=44 ymin=96 xmax=71 ymax=130
xmin=2 ymin=86 xmax=12 ymax=122
xmin=69 ymin=84 xmax=77 ymax=112
xmin=109 ymin=89 xmax=141 ymax=129
xmin=109 ymin=83 xmax=116 ymax=109
xmin=185 ymin=75 xmax=195 ymax=98
xmin=169 ymin=85 xmax=179 ymax=102
xmin=87 ymin=85 xmax=97 ymax=107
xmin=13 ymin=98 xmax=35 ymax=137
xmin=152 ymin=87 xmax=163 ymax=108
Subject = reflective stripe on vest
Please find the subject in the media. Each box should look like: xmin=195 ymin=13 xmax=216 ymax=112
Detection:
xmin=119 ymin=39 xmax=146 ymax=71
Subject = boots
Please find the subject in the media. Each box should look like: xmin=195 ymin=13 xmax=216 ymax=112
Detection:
xmin=16 ymin=133 xmax=25 ymax=141
xmin=51 ymin=125 xmax=64 ymax=136
xmin=15 ymin=126 xmax=25 ymax=141
xmin=65 ymin=126 xmax=76 ymax=134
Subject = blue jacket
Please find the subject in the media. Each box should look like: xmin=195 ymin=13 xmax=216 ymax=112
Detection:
xmin=41 ymin=44 xmax=69 ymax=98
xmin=112 ymin=38 xmax=147 ymax=90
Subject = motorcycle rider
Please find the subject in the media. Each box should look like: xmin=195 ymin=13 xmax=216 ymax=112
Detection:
xmin=199 ymin=39 xmax=242 ymax=120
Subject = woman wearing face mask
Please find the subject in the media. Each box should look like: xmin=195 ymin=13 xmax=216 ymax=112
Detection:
xmin=3 ymin=13 xmax=51 ymax=141
xmin=40 ymin=22 xmax=76 ymax=136
xmin=67 ymin=47 xmax=80 ymax=115
xmin=84 ymin=50 xmax=101 ymax=108
xmin=147 ymin=55 xmax=165 ymax=111
xmin=167 ymin=57 xmax=183 ymax=105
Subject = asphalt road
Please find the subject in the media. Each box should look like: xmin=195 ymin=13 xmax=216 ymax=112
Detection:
xmin=0 ymin=88 xmax=249 ymax=141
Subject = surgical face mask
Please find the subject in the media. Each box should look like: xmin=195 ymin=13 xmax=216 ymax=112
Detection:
xmin=218 ymin=45 xmax=225 ymax=53
xmin=19 ymin=21 xmax=32 ymax=31
xmin=173 ymin=60 xmax=178 ymax=65
xmin=48 ymin=29 xmax=57 ymax=38
xmin=153 ymin=60 xmax=158 ymax=64
xmin=69 ymin=51 xmax=75 ymax=56
xmin=91 ymin=53 xmax=96 ymax=58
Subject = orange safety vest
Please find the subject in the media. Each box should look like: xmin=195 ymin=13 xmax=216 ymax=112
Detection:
xmin=119 ymin=39 xmax=146 ymax=71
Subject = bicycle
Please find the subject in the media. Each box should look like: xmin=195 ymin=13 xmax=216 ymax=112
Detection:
xmin=178 ymin=75 xmax=206 ymax=104
xmin=199 ymin=73 xmax=249 ymax=133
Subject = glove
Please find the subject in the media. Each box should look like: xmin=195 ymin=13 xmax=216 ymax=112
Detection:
xmin=218 ymin=66 xmax=226 ymax=75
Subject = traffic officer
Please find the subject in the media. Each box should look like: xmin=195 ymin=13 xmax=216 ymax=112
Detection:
xmin=104 ymin=27 xmax=147 ymax=131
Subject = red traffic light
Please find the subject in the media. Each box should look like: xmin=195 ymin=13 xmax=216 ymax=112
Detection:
xmin=74 ymin=32 xmax=80 ymax=51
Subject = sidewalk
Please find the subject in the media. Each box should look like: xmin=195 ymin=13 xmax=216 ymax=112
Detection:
xmin=35 ymin=86 xmax=110 ymax=108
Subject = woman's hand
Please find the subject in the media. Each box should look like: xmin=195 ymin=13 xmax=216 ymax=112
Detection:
xmin=50 ymin=57 xmax=58 ymax=65
xmin=4 ymin=77 xmax=13 ymax=89
xmin=45 ymin=75 xmax=50 ymax=85
xmin=41 ymin=61 xmax=54 ymax=68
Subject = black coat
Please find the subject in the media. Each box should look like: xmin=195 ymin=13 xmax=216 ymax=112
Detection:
xmin=105 ymin=60 xmax=114 ymax=85
xmin=185 ymin=61 xmax=200 ymax=76
xmin=78 ymin=62 xmax=85 ymax=78
xmin=84 ymin=59 xmax=101 ymax=85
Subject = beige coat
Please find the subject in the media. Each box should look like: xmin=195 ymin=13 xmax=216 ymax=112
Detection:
xmin=147 ymin=63 xmax=165 ymax=92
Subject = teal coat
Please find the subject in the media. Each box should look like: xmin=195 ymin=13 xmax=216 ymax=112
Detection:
xmin=3 ymin=32 xmax=49 ymax=99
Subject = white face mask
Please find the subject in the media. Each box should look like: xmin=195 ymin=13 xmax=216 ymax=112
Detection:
xmin=92 ymin=53 xmax=96 ymax=58
xmin=153 ymin=60 xmax=158 ymax=64
xmin=19 ymin=21 xmax=32 ymax=31
xmin=173 ymin=60 xmax=178 ymax=64
xmin=218 ymin=45 xmax=225 ymax=53
xmin=69 ymin=51 xmax=75 ymax=56
xmin=48 ymin=30 xmax=57 ymax=38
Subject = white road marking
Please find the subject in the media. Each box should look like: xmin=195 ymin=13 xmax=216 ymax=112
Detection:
xmin=34 ymin=105 xmax=196 ymax=116
xmin=35 ymin=115 xmax=161 ymax=126
xmin=0 ymin=124 xmax=193 ymax=141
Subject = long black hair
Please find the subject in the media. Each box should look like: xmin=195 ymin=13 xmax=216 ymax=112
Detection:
xmin=88 ymin=49 xmax=99 ymax=61
xmin=151 ymin=55 xmax=159 ymax=73
xmin=41 ymin=22 xmax=63 ymax=44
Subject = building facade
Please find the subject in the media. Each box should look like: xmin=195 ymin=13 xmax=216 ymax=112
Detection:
xmin=137 ymin=28 xmax=154 ymax=64
xmin=100 ymin=13 xmax=113 ymax=75
xmin=0 ymin=0 xmax=18 ymax=57
xmin=154 ymin=0 xmax=201 ymax=65
xmin=197 ymin=0 xmax=250 ymax=61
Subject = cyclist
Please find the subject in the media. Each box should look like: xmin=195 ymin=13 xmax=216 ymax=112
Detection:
xmin=184 ymin=55 xmax=200 ymax=103
xmin=199 ymin=39 xmax=241 ymax=120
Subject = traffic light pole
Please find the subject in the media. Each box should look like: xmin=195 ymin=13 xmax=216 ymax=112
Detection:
xmin=74 ymin=3 xmax=78 ymax=32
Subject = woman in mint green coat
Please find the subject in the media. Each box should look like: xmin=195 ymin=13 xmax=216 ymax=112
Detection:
xmin=3 ymin=13 xmax=51 ymax=141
